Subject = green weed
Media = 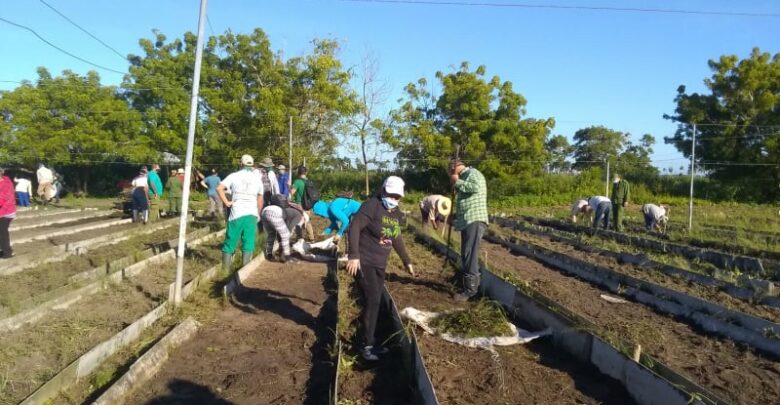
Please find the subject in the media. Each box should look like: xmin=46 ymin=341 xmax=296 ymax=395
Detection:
xmin=430 ymin=299 xmax=513 ymax=338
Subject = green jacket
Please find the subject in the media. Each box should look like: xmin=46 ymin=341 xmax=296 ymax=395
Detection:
xmin=453 ymin=167 xmax=488 ymax=231
xmin=611 ymin=179 xmax=630 ymax=204
xmin=166 ymin=176 xmax=183 ymax=198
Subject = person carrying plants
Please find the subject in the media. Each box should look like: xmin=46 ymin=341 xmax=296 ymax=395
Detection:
xmin=0 ymin=167 xmax=17 ymax=259
xmin=449 ymin=159 xmax=488 ymax=302
xmin=217 ymin=155 xmax=264 ymax=269
xmin=589 ymin=195 xmax=611 ymax=230
xmin=346 ymin=176 xmax=415 ymax=361
xmin=642 ymin=203 xmax=669 ymax=233
xmin=147 ymin=164 xmax=164 ymax=222
xmin=610 ymin=173 xmax=630 ymax=231
xmin=166 ymin=169 xmax=184 ymax=216
xmin=420 ymin=194 xmax=452 ymax=231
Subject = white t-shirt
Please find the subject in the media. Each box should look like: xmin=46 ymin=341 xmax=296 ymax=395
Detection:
xmin=15 ymin=178 xmax=32 ymax=194
xmin=588 ymin=196 xmax=610 ymax=208
xmin=37 ymin=167 xmax=54 ymax=183
xmin=132 ymin=176 xmax=148 ymax=189
xmin=221 ymin=169 xmax=264 ymax=221
xmin=642 ymin=204 xmax=666 ymax=220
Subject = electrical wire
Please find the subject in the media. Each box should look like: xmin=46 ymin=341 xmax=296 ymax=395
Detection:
xmin=0 ymin=17 xmax=125 ymax=75
xmin=338 ymin=0 xmax=780 ymax=18
xmin=38 ymin=0 xmax=126 ymax=61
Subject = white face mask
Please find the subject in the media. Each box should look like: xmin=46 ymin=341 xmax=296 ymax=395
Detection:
xmin=381 ymin=197 xmax=399 ymax=209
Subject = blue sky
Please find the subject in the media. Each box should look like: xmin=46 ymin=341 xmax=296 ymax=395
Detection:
xmin=1 ymin=0 xmax=778 ymax=171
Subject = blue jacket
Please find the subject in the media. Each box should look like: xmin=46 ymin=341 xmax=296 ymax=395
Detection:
xmin=313 ymin=197 xmax=362 ymax=236
xmin=278 ymin=172 xmax=290 ymax=197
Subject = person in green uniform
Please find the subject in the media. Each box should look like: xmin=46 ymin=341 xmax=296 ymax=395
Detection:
xmin=610 ymin=173 xmax=630 ymax=231
xmin=165 ymin=169 xmax=183 ymax=216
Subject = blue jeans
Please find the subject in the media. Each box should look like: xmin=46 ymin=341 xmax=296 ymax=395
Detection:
xmin=16 ymin=192 xmax=30 ymax=207
xmin=593 ymin=202 xmax=611 ymax=229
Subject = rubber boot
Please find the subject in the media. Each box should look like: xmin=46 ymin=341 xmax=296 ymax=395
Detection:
xmin=222 ymin=252 xmax=233 ymax=270
xmin=132 ymin=210 xmax=138 ymax=223
xmin=242 ymin=252 xmax=252 ymax=267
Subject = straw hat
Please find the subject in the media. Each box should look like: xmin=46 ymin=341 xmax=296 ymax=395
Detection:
xmin=437 ymin=197 xmax=452 ymax=216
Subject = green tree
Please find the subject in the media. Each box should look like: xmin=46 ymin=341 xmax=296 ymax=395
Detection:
xmin=391 ymin=62 xmax=553 ymax=182
xmin=616 ymin=133 xmax=658 ymax=182
xmin=0 ymin=68 xmax=147 ymax=193
xmin=572 ymin=126 xmax=627 ymax=169
xmin=545 ymin=134 xmax=573 ymax=172
xmin=664 ymin=48 xmax=780 ymax=199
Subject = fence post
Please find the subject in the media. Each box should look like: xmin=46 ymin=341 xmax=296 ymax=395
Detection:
xmin=688 ymin=123 xmax=696 ymax=232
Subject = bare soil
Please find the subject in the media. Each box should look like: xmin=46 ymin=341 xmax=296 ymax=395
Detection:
xmin=382 ymin=236 xmax=634 ymax=405
xmin=127 ymin=259 xmax=337 ymax=405
xmin=479 ymin=235 xmax=780 ymax=405
xmin=491 ymin=224 xmax=780 ymax=324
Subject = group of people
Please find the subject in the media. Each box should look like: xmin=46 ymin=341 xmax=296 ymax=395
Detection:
xmin=571 ymin=174 xmax=669 ymax=233
xmin=128 ymin=165 xmax=185 ymax=224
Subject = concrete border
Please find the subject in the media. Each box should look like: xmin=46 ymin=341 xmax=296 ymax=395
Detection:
xmin=10 ymin=210 xmax=114 ymax=232
xmin=482 ymin=231 xmax=780 ymax=358
xmin=493 ymin=217 xmax=780 ymax=305
xmin=0 ymin=227 xmax=214 ymax=332
xmin=1 ymin=218 xmax=181 ymax=276
xmin=92 ymin=318 xmax=201 ymax=405
xmin=19 ymin=232 xmax=228 ymax=405
xmin=14 ymin=217 xmax=131 ymax=245
xmin=410 ymin=224 xmax=729 ymax=405
xmin=15 ymin=208 xmax=92 ymax=220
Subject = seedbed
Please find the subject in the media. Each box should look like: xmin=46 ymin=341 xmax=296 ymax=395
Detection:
xmin=0 ymin=224 xmax=185 ymax=313
xmin=474 ymin=230 xmax=780 ymax=404
xmin=0 ymin=239 xmax=224 ymax=404
xmin=335 ymin=270 xmax=413 ymax=404
xmin=126 ymin=259 xmax=337 ymax=404
xmin=383 ymin=237 xmax=634 ymax=405
xmin=489 ymin=222 xmax=780 ymax=324
xmin=12 ymin=221 xmax=140 ymax=257
xmin=11 ymin=214 xmax=125 ymax=242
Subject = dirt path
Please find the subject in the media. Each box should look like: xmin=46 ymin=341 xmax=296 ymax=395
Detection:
xmin=383 ymin=237 xmax=634 ymax=405
xmin=491 ymin=224 xmax=780 ymax=324
xmin=479 ymin=237 xmax=780 ymax=405
xmin=127 ymin=260 xmax=337 ymax=405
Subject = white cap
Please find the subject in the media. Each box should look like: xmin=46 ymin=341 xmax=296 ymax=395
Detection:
xmin=177 ymin=168 xmax=184 ymax=174
xmin=240 ymin=154 xmax=254 ymax=166
xmin=383 ymin=176 xmax=405 ymax=197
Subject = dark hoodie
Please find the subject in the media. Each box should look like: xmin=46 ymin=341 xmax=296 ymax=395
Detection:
xmin=347 ymin=195 xmax=411 ymax=269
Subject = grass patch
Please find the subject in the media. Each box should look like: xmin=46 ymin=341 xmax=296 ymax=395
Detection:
xmin=429 ymin=299 xmax=513 ymax=339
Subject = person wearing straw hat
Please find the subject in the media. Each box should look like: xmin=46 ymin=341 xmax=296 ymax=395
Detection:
xmin=217 ymin=154 xmax=265 ymax=269
xmin=347 ymin=175 xmax=415 ymax=361
xmin=0 ymin=167 xmax=17 ymax=259
xmin=419 ymin=194 xmax=452 ymax=231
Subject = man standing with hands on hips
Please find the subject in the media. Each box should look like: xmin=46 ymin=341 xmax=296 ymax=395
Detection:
xmin=449 ymin=159 xmax=488 ymax=302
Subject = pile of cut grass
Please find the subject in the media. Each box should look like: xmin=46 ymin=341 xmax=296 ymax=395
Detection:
xmin=430 ymin=299 xmax=513 ymax=339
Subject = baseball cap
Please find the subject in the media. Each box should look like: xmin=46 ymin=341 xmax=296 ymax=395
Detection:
xmin=241 ymin=154 xmax=254 ymax=166
xmin=383 ymin=176 xmax=405 ymax=197
xmin=261 ymin=157 xmax=274 ymax=168
xmin=177 ymin=168 xmax=184 ymax=174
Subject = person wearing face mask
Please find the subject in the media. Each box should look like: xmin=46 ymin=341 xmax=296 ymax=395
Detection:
xmin=449 ymin=159 xmax=488 ymax=302
xmin=346 ymin=176 xmax=415 ymax=361
xmin=277 ymin=165 xmax=290 ymax=197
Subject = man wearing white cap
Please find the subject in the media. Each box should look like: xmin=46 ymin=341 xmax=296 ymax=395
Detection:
xmin=347 ymin=175 xmax=415 ymax=361
xmin=217 ymin=154 xmax=264 ymax=269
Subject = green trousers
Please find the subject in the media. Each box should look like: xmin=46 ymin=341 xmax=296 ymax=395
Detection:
xmin=612 ymin=203 xmax=625 ymax=231
xmin=222 ymin=215 xmax=258 ymax=254
xmin=168 ymin=197 xmax=181 ymax=215
xmin=149 ymin=198 xmax=160 ymax=222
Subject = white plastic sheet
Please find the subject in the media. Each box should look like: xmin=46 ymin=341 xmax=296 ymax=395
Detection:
xmin=400 ymin=307 xmax=551 ymax=350
xmin=292 ymin=237 xmax=338 ymax=262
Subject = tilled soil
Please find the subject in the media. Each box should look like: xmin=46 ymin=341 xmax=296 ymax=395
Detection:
xmin=0 ymin=283 xmax=156 ymax=404
xmin=11 ymin=210 xmax=112 ymax=231
xmin=490 ymin=224 xmax=780 ymax=324
xmin=0 ymin=224 xmax=183 ymax=311
xmin=479 ymin=236 xmax=780 ymax=405
xmin=127 ymin=260 xmax=337 ymax=405
xmin=383 ymin=237 xmax=634 ymax=405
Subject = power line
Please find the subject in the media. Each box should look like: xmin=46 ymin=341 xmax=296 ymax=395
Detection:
xmin=206 ymin=15 xmax=216 ymax=37
xmin=338 ymin=0 xmax=780 ymax=18
xmin=0 ymin=17 xmax=125 ymax=75
xmin=38 ymin=0 xmax=126 ymax=61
